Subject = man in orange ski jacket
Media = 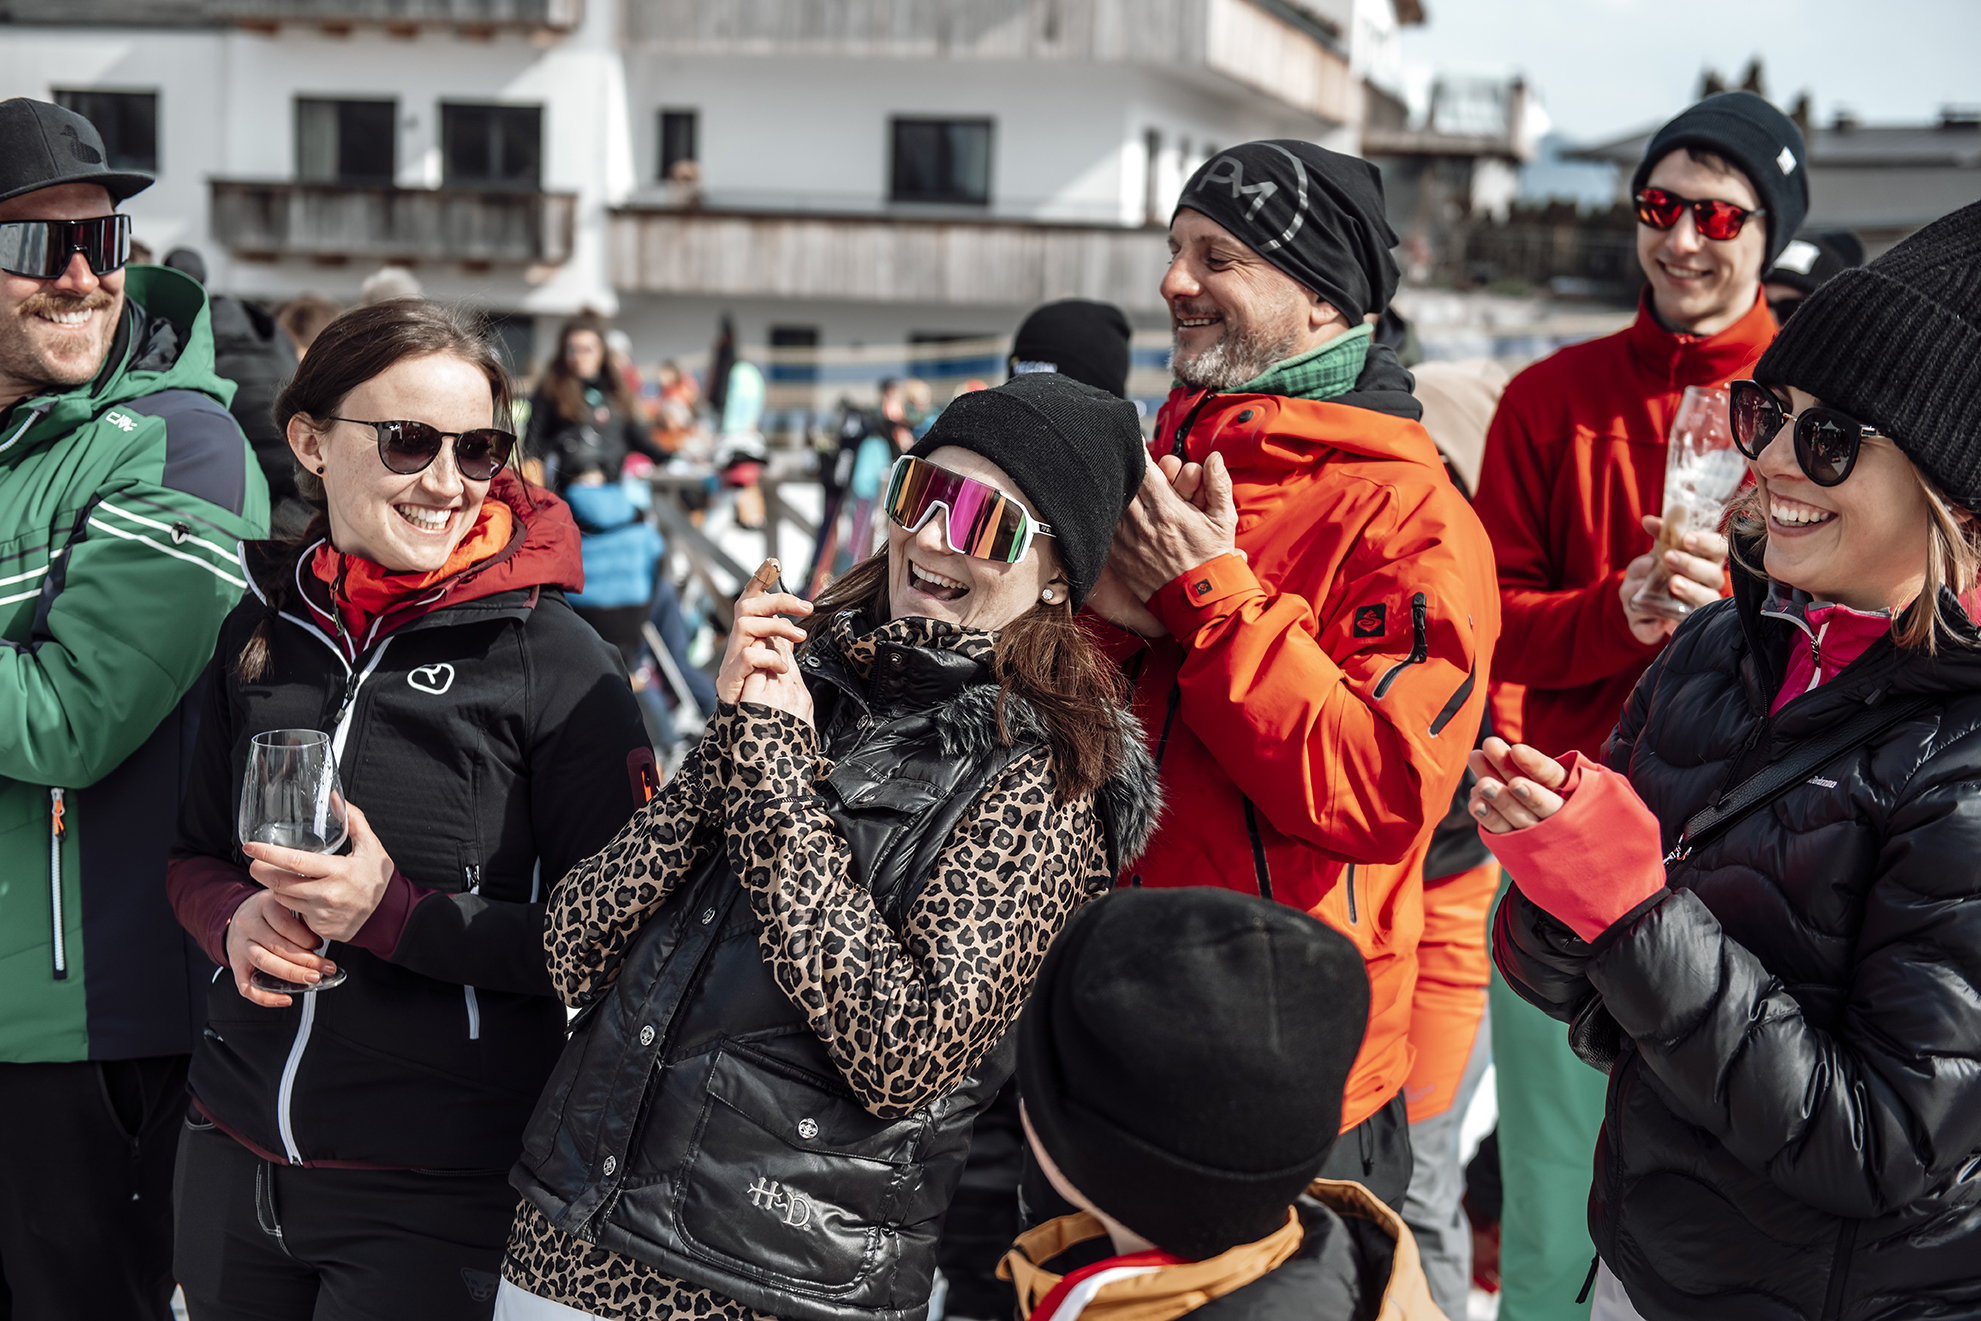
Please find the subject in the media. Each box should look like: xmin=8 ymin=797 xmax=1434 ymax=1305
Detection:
xmin=1089 ymin=140 xmax=1499 ymax=1211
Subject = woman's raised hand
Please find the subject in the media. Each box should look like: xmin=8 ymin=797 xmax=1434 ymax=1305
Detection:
xmin=243 ymin=802 xmax=397 ymax=942
xmin=1468 ymin=736 xmax=1570 ymax=834
xmin=718 ymin=558 xmax=815 ymax=723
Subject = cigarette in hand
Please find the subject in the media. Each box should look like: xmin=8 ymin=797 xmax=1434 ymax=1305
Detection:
xmin=746 ymin=558 xmax=783 ymax=597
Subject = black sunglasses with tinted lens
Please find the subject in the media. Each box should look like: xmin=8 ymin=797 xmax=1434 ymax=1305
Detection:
xmin=0 ymin=215 xmax=131 ymax=280
xmin=1728 ymin=379 xmax=1878 ymax=487
xmin=329 ymin=418 xmax=515 ymax=482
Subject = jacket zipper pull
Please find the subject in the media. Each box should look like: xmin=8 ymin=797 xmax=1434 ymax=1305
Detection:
xmin=49 ymin=788 xmax=67 ymax=980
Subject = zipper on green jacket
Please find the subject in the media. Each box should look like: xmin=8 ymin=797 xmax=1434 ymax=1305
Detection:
xmin=49 ymin=788 xmax=67 ymax=980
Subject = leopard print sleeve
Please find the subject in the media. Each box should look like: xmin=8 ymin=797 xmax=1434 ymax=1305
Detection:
xmin=544 ymin=711 xmax=734 ymax=1007
xmin=723 ymin=702 xmax=1109 ymax=1119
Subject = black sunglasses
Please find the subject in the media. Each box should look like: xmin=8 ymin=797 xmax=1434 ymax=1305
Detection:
xmin=1728 ymin=380 xmax=1879 ymax=487
xmin=328 ymin=417 xmax=515 ymax=482
xmin=0 ymin=215 xmax=131 ymax=280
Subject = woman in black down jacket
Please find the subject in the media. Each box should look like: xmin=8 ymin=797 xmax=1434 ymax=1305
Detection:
xmin=167 ymin=302 xmax=651 ymax=1319
xmin=1472 ymin=202 xmax=1981 ymax=1321
xmin=525 ymin=314 xmax=660 ymax=494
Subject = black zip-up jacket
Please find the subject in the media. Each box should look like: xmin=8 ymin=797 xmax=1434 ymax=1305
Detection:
xmin=169 ymin=485 xmax=650 ymax=1170
xmin=1495 ymin=561 xmax=1981 ymax=1321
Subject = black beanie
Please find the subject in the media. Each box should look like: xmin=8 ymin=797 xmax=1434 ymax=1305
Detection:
xmin=909 ymin=373 xmax=1143 ymax=610
xmin=1755 ymin=200 xmax=1981 ymax=505
xmin=1008 ymin=300 xmax=1133 ymax=399
xmin=1173 ymin=140 xmax=1400 ymax=323
xmin=1631 ymin=91 xmax=1809 ymax=268
xmin=1764 ymin=229 xmax=1865 ymax=299
xmin=1018 ymin=888 xmax=1371 ymax=1261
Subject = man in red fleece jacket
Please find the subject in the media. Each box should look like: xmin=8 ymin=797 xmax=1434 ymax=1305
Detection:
xmin=1470 ymin=91 xmax=1807 ymax=1321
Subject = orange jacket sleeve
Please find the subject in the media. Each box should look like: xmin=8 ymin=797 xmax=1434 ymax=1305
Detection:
xmin=1474 ymin=390 xmax=1662 ymax=691
xmin=1149 ymin=486 xmax=1495 ymax=867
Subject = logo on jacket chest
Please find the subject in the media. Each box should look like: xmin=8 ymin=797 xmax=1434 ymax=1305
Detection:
xmin=407 ymin=663 xmax=456 ymax=695
xmin=747 ymin=1177 xmax=813 ymax=1227
xmin=1353 ymin=604 xmax=1387 ymax=638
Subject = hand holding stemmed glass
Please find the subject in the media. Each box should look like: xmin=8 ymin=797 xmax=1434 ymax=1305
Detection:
xmin=228 ymin=729 xmax=398 ymax=1008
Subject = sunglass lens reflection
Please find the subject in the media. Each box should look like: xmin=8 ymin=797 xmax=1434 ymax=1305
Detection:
xmin=1797 ymin=414 xmax=1858 ymax=486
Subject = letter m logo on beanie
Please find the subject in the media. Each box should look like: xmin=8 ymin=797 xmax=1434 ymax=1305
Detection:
xmin=1197 ymin=156 xmax=1279 ymax=222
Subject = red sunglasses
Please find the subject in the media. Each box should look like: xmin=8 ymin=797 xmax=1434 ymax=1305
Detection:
xmin=1634 ymin=187 xmax=1765 ymax=242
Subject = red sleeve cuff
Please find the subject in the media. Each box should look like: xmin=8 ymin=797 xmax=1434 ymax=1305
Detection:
xmin=1478 ymin=752 xmax=1667 ymax=944
xmin=165 ymin=855 xmax=262 ymax=968
xmin=1149 ymin=553 xmax=1261 ymax=637
xmin=344 ymin=869 xmax=437 ymax=961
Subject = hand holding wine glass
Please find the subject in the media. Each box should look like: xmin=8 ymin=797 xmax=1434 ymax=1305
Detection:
xmin=234 ymin=728 xmax=393 ymax=1001
xmin=244 ymin=801 xmax=396 ymax=942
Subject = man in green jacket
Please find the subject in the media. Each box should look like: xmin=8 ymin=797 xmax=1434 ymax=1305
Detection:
xmin=0 ymin=98 xmax=269 ymax=1318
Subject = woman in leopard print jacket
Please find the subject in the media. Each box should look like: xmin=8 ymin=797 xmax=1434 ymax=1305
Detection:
xmin=497 ymin=375 xmax=1163 ymax=1321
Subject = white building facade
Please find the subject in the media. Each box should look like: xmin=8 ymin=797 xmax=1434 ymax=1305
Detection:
xmin=5 ymin=0 xmax=1402 ymax=410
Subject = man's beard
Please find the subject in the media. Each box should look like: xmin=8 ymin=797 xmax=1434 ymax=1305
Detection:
xmin=0 ymin=288 xmax=122 ymax=399
xmin=1169 ymin=300 xmax=1305 ymax=392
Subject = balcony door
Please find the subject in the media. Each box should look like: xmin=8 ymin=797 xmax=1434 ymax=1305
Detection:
xmin=296 ymin=98 xmax=396 ymax=185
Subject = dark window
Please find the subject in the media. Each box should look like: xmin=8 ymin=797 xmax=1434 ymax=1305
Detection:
xmin=768 ymin=325 xmax=819 ymax=385
xmin=482 ymin=313 xmax=535 ymax=382
xmin=296 ymin=98 xmax=396 ymax=185
xmin=442 ymin=104 xmax=542 ymax=189
xmin=658 ymin=109 xmax=697 ymax=181
xmin=889 ymin=118 xmax=992 ymax=205
xmin=52 ymin=90 xmax=158 ymax=173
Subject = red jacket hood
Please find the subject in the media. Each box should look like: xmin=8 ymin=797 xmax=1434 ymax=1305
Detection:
xmin=442 ymin=470 xmax=586 ymax=606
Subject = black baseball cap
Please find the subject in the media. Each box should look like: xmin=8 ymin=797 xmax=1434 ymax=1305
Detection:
xmin=1 ymin=98 xmax=153 ymax=208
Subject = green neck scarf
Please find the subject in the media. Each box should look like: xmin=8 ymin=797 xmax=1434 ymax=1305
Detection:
xmin=1236 ymin=323 xmax=1372 ymax=402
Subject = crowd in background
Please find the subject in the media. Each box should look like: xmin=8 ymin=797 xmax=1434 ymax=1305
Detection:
xmin=2 ymin=82 xmax=1980 ymax=1321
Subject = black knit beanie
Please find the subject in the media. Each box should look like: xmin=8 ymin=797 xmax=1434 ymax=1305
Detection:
xmin=1631 ymin=91 xmax=1809 ymax=268
xmin=1764 ymin=229 xmax=1865 ymax=299
xmin=1174 ymin=140 xmax=1400 ymax=323
xmin=908 ymin=373 xmax=1144 ymax=609
xmin=1018 ymin=888 xmax=1370 ymax=1261
xmin=1755 ymin=200 xmax=1981 ymax=504
xmin=1008 ymin=300 xmax=1133 ymax=400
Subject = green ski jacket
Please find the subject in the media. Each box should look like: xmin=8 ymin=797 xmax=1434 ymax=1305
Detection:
xmin=0 ymin=264 xmax=269 ymax=1063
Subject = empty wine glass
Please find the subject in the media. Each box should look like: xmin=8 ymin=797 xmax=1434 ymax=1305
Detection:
xmin=238 ymin=729 xmax=349 ymax=994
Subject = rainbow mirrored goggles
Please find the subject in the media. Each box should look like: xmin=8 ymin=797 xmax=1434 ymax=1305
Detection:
xmin=883 ymin=455 xmax=1052 ymax=564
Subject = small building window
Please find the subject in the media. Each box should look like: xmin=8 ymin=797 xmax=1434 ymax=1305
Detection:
xmin=768 ymin=325 xmax=820 ymax=385
xmin=52 ymin=90 xmax=158 ymax=173
xmin=659 ymin=109 xmax=697 ymax=182
xmin=889 ymin=117 xmax=992 ymax=206
xmin=442 ymin=103 xmax=542 ymax=189
xmin=296 ymin=98 xmax=396 ymax=185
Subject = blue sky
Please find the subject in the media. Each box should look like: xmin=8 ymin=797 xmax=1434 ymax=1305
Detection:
xmin=1398 ymin=0 xmax=1981 ymax=144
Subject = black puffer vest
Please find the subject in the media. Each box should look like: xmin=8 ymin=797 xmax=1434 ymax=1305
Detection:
xmin=513 ymin=617 xmax=1145 ymax=1321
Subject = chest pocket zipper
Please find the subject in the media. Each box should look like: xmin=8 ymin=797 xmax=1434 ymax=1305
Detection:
xmin=464 ymin=862 xmax=481 ymax=1041
xmin=49 ymin=788 xmax=67 ymax=980
xmin=1345 ymin=864 xmax=1359 ymax=925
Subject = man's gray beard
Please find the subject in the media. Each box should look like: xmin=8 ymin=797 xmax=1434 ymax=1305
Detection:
xmin=1170 ymin=316 xmax=1304 ymax=392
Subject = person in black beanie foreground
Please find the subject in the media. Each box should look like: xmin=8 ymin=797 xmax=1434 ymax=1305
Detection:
xmin=1482 ymin=199 xmax=1981 ymax=1321
xmin=1001 ymin=888 xmax=1441 ymax=1321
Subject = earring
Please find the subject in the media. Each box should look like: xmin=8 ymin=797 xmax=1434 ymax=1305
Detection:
xmin=316 ymin=466 xmax=326 ymax=474
xmin=1041 ymin=589 xmax=1055 ymax=602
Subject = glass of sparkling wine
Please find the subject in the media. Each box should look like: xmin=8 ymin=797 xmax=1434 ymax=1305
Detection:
xmin=1631 ymin=384 xmax=1747 ymax=621
xmin=238 ymin=729 xmax=350 ymax=994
